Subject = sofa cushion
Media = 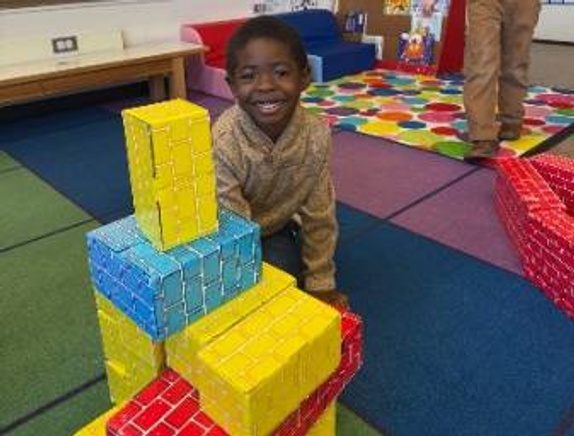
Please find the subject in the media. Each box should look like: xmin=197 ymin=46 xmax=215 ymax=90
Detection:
xmin=275 ymin=9 xmax=340 ymax=48
xmin=193 ymin=18 xmax=246 ymax=69
xmin=307 ymin=42 xmax=375 ymax=82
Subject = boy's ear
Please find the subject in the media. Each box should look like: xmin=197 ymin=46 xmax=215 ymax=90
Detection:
xmin=301 ymin=64 xmax=311 ymax=89
xmin=225 ymin=75 xmax=239 ymax=98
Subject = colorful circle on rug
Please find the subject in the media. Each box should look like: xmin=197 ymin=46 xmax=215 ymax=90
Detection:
xmin=386 ymin=76 xmax=416 ymax=86
xmin=542 ymin=125 xmax=565 ymax=134
xmin=439 ymin=88 xmax=463 ymax=95
xmin=325 ymin=107 xmax=360 ymax=116
xmin=301 ymin=96 xmax=324 ymax=104
xmin=306 ymin=89 xmax=335 ymax=98
xmin=377 ymin=111 xmax=413 ymax=122
xmin=524 ymin=99 xmax=546 ymax=106
xmin=551 ymin=86 xmax=574 ymax=95
xmin=451 ymin=120 xmax=468 ymax=131
xmin=398 ymin=130 xmax=444 ymax=147
xmin=529 ymin=85 xmax=548 ymax=93
xmin=399 ymin=120 xmax=427 ymax=129
xmin=402 ymin=97 xmax=428 ymax=105
xmin=525 ymin=106 xmax=553 ymax=118
xmin=418 ymin=111 xmax=457 ymax=123
xmin=317 ymin=100 xmax=336 ymax=107
xmin=504 ymin=135 xmax=544 ymax=153
xmin=425 ymin=102 xmax=461 ymax=112
xmin=339 ymin=82 xmax=367 ymax=91
xmin=546 ymin=115 xmax=574 ymax=125
xmin=401 ymin=89 xmax=422 ymax=96
xmin=380 ymin=102 xmax=412 ymax=112
xmin=344 ymin=99 xmax=377 ymax=110
xmin=368 ymin=88 xmax=402 ymax=97
xmin=431 ymin=126 xmax=459 ymax=136
xmin=548 ymin=101 xmax=574 ymax=109
xmin=357 ymin=120 xmax=401 ymax=136
xmin=336 ymin=116 xmax=369 ymax=127
xmin=420 ymin=79 xmax=444 ymax=87
xmin=536 ymin=93 xmax=574 ymax=105
xmin=524 ymin=118 xmax=546 ymax=126
xmin=432 ymin=141 xmax=472 ymax=159
xmin=332 ymin=95 xmax=357 ymax=103
xmin=557 ymin=108 xmax=574 ymax=117
xmin=360 ymin=108 xmax=381 ymax=116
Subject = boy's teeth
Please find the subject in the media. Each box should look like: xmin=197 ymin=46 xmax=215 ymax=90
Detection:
xmin=258 ymin=102 xmax=281 ymax=112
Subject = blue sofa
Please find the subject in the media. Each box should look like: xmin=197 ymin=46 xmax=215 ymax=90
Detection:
xmin=275 ymin=9 xmax=376 ymax=82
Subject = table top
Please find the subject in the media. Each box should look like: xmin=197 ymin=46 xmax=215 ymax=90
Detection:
xmin=0 ymin=41 xmax=206 ymax=85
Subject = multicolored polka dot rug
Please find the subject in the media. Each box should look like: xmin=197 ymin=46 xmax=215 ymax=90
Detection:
xmin=301 ymin=70 xmax=574 ymax=160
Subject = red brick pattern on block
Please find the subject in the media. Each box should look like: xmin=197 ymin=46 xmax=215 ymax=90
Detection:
xmin=107 ymin=311 xmax=363 ymax=435
xmin=495 ymin=155 xmax=574 ymax=320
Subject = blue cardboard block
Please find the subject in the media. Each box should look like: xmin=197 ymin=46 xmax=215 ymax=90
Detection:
xmin=86 ymin=209 xmax=261 ymax=341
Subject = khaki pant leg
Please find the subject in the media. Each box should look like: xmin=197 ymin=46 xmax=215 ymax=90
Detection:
xmin=464 ymin=0 xmax=504 ymax=141
xmin=498 ymin=0 xmax=541 ymax=127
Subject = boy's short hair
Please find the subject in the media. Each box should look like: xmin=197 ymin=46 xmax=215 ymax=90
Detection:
xmin=225 ymin=15 xmax=308 ymax=78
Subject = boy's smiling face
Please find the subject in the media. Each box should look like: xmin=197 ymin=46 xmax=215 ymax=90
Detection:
xmin=228 ymin=37 xmax=310 ymax=142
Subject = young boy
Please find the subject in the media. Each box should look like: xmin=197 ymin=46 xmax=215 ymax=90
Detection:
xmin=212 ymin=15 xmax=348 ymax=308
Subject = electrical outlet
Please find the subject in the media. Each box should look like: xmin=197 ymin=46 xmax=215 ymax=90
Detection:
xmin=51 ymin=36 xmax=78 ymax=54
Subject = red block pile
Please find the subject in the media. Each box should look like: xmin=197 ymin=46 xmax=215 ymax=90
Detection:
xmin=495 ymin=154 xmax=574 ymax=319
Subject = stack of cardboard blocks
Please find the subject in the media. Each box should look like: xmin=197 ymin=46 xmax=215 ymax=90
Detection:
xmin=75 ymin=99 xmax=363 ymax=435
xmin=495 ymin=154 xmax=574 ymax=319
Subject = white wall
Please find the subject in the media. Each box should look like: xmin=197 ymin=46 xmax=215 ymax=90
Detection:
xmin=0 ymin=0 xmax=335 ymax=46
xmin=0 ymin=0 xmax=253 ymax=46
xmin=535 ymin=5 xmax=574 ymax=43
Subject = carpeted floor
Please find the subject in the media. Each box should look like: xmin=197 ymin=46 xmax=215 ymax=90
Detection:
xmin=3 ymin=83 xmax=574 ymax=435
xmin=301 ymin=69 xmax=574 ymax=160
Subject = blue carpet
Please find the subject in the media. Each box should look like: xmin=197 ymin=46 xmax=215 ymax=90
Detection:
xmin=2 ymin=107 xmax=132 ymax=223
xmin=4 ymin=104 xmax=574 ymax=436
xmin=336 ymin=213 xmax=574 ymax=436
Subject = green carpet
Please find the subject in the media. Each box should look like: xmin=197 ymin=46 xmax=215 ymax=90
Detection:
xmin=0 ymin=222 xmax=103 ymax=429
xmin=8 ymin=382 xmax=111 ymax=436
xmin=1 ymin=166 xmax=381 ymax=435
xmin=1 ymin=167 xmax=92 ymax=250
xmin=0 ymin=151 xmax=21 ymax=172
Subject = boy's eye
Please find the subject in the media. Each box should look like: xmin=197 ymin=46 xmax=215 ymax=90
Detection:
xmin=274 ymin=67 xmax=291 ymax=78
xmin=237 ymin=70 xmax=256 ymax=81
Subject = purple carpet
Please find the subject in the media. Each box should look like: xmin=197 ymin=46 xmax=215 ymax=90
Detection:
xmin=390 ymin=168 xmax=522 ymax=275
xmin=99 ymin=91 xmax=232 ymax=119
xmin=332 ymin=130 xmax=473 ymax=218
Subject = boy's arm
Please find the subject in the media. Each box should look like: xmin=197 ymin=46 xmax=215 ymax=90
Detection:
xmin=299 ymin=156 xmax=338 ymax=293
xmin=213 ymin=147 xmax=252 ymax=220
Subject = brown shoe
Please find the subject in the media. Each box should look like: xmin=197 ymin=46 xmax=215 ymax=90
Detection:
xmin=464 ymin=140 xmax=500 ymax=163
xmin=309 ymin=289 xmax=350 ymax=311
xmin=498 ymin=123 xmax=522 ymax=141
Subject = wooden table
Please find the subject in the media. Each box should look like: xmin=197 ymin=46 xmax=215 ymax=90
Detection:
xmin=0 ymin=41 xmax=206 ymax=106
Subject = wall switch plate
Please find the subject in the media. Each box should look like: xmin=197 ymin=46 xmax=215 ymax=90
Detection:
xmin=51 ymin=36 xmax=78 ymax=54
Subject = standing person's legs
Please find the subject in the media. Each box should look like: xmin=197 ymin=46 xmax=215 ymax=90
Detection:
xmin=261 ymin=222 xmax=303 ymax=286
xmin=498 ymin=0 xmax=541 ymax=140
xmin=463 ymin=0 xmax=503 ymax=143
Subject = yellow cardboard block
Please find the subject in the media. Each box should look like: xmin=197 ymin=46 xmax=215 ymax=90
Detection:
xmin=166 ymin=262 xmax=295 ymax=387
xmin=308 ymin=403 xmax=336 ymax=436
xmin=196 ymin=287 xmax=341 ymax=436
xmin=122 ymin=99 xmax=217 ymax=251
xmin=95 ymin=293 xmax=165 ymax=404
xmin=73 ymin=406 xmax=120 ymax=435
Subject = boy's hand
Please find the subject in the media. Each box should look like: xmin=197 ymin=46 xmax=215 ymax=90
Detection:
xmin=308 ymin=289 xmax=350 ymax=310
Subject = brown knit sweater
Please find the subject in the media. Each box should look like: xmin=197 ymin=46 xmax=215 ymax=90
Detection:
xmin=212 ymin=104 xmax=338 ymax=292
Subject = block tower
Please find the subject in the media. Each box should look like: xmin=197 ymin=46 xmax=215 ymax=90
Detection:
xmin=75 ymin=99 xmax=363 ymax=435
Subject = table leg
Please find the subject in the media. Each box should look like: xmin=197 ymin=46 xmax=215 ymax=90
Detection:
xmin=149 ymin=75 xmax=166 ymax=101
xmin=170 ymin=56 xmax=187 ymax=99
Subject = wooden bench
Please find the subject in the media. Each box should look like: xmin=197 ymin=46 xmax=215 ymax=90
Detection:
xmin=0 ymin=41 xmax=206 ymax=106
